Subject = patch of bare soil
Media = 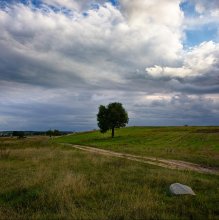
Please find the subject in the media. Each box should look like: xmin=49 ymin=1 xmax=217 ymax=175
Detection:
xmin=62 ymin=144 xmax=219 ymax=175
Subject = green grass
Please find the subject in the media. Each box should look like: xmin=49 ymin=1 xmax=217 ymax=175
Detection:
xmin=0 ymin=136 xmax=219 ymax=219
xmin=56 ymin=126 xmax=219 ymax=167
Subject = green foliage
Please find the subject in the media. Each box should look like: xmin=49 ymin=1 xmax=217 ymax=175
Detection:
xmin=97 ymin=105 xmax=108 ymax=133
xmin=97 ymin=102 xmax=128 ymax=137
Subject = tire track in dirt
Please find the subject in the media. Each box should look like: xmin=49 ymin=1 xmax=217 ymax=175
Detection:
xmin=62 ymin=143 xmax=219 ymax=175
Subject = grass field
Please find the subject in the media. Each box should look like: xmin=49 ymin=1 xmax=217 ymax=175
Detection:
xmin=56 ymin=126 xmax=219 ymax=168
xmin=0 ymin=134 xmax=219 ymax=219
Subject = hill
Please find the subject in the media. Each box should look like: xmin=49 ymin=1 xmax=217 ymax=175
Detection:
xmin=0 ymin=131 xmax=219 ymax=219
xmin=56 ymin=126 xmax=219 ymax=167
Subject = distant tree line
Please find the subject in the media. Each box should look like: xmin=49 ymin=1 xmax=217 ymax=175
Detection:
xmin=0 ymin=130 xmax=71 ymax=138
xmin=46 ymin=129 xmax=61 ymax=137
xmin=12 ymin=131 xmax=25 ymax=138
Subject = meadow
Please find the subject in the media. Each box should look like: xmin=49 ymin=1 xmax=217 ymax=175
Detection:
xmin=56 ymin=126 xmax=219 ymax=168
xmin=0 ymin=128 xmax=219 ymax=219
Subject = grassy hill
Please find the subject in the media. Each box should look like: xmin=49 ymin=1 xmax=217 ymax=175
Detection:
xmin=0 ymin=136 xmax=219 ymax=219
xmin=56 ymin=126 xmax=219 ymax=167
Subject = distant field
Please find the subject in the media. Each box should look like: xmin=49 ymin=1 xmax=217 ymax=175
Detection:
xmin=56 ymin=126 xmax=219 ymax=167
xmin=0 ymin=137 xmax=219 ymax=219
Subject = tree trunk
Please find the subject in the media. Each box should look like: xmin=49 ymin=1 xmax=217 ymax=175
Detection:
xmin=112 ymin=127 xmax=115 ymax=138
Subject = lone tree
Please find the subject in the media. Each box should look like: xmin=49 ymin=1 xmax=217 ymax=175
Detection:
xmin=97 ymin=102 xmax=129 ymax=138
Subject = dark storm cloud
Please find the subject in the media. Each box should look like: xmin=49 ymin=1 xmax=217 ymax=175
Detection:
xmin=0 ymin=88 xmax=98 ymax=130
xmin=131 ymin=94 xmax=219 ymax=126
xmin=0 ymin=1 xmax=219 ymax=130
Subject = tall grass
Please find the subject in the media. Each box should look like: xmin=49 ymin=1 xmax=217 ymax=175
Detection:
xmin=0 ymin=137 xmax=219 ymax=219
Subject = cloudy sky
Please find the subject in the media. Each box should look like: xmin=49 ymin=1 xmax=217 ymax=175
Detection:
xmin=0 ymin=0 xmax=219 ymax=131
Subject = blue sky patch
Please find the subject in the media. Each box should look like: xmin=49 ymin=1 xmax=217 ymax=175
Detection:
xmin=185 ymin=25 xmax=218 ymax=47
xmin=180 ymin=1 xmax=199 ymax=18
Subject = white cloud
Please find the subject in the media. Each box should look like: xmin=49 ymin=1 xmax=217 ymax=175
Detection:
xmin=0 ymin=1 xmax=185 ymax=88
xmin=211 ymin=9 xmax=219 ymax=17
xmin=195 ymin=3 xmax=205 ymax=14
xmin=120 ymin=0 xmax=183 ymax=28
xmin=146 ymin=41 xmax=219 ymax=78
xmin=42 ymin=0 xmax=107 ymax=12
xmin=183 ymin=0 xmax=219 ymax=31
xmin=0 ymin=1 xmax=219 ymax=129
xmin=192 ymin=0 xmax=219 ymax=15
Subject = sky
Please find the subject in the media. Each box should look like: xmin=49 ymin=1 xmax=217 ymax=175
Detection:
xmin=0 ymin=0 xmax=219 ymax=131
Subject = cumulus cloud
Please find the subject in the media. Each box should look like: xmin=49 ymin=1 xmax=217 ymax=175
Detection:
xmin=0 ymin=1 xmax=184 ymax=88
xmin=120 ymin=0 xmax=183 ymax=28
xmin=131 ymin=94 xmax=219 ymax=126
xmin=146 ymin=41 xmax=219 ymax=78
xmin=0 ymin=3 xmax=126 ymax=87
xmin=0 ymin=0 xmax=218 ymax=130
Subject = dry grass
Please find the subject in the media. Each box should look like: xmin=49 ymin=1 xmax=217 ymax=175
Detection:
xmin=0 ymin=148 xmax=10 ymax=159
xmin=0 ymin=136 xmax=219 ymax=219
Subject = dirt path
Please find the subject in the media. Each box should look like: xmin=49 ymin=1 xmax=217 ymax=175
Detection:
xmin=62 ymin=143 xmax=219 ymax=175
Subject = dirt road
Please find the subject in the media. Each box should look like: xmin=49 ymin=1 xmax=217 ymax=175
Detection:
xmin=62 ymin=143 xmax=219 ymax=175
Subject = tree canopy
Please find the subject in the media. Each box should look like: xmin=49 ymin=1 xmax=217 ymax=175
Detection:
xmin=46 ymin=129 xmax=61 ymax=137
xmin=97 ymin=102 xmax=129 ymax=138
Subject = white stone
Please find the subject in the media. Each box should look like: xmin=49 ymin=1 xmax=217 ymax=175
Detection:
xmin=170 ymin=183 xmax=196 ymax=195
